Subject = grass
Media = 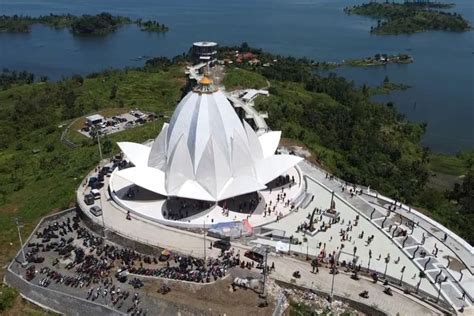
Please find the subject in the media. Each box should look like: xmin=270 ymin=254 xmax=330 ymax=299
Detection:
xmin=0 ymin=66 xmax=185 ymax=284
xmin=426 ymin=152 xmax=471 ymax=191
xmin=428 ymin=153 xmax=470 ymax=176
xmin=222 ymin=67 xmax=268 ymax=90
xmin=2 ymin=287 xmax=57 ymax=315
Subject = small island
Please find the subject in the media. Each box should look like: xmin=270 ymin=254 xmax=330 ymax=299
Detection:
xmin=0 ymin=13 xmax=169 ymax=35
xmin=369 ymin=75 xmax=411 ymax=95
xmin=136 ymin=19 xmax=169 ymax=33
xmin=345 ymin=53 xmax=413 ymax=67
xmin=344 ymin=1 xmax=471 ymax=35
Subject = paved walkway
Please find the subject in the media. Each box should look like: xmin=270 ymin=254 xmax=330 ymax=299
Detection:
xmin=77 ymin=166 xmax=453 ymax=315
xmin=226 ymin=93 xmax=268 ymax=134
xmin=258 ymin=175 xmax=439 ymax=297
xmin=268 ymin=254 xmax=442 ymax=316
xmin=78 ymin=188 xmax=445 ymax=315
xmin=296 ymin=161 xmax=473 ymax=310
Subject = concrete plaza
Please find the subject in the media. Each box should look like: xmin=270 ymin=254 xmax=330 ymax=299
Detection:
xmin=76 ymin=155 xmax=474 ymax=313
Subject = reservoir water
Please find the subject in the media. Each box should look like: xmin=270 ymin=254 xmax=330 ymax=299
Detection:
xmin=1 ymin=0 xmax=473 ymax=153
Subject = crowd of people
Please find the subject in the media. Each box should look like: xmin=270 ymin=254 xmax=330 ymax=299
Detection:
xmin=20 ymin=213 xmax=250 ymax=315
xmin=164 ymin=198 xmax=213 ymax=221
xmin=128 ymin=252 xmax=239 ymax=283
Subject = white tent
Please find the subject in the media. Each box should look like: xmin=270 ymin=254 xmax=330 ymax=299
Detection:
xmin=276 ymin=241 xmax=290 ymax=253
xmin=115 ymin=77 xmax=302 ymax=202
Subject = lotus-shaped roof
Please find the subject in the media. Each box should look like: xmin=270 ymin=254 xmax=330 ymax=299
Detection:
xmin=115 ymin=86 xmax=302 ymax=202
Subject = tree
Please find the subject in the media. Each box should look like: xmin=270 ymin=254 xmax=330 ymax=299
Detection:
xmin=362 ymin=83 xmax=370 ymax=97
xmin=71 ymin=74 xmax=84 ymax=86
xmin=110 ymin=84 xmax=117 ymax=99
xmin=102 ymin=138 xmax=113 ymax=154
xmin=45 ymin=143 xmax=55 ymax=152
xmin=240 ymin=42 xmax=250 ymax=52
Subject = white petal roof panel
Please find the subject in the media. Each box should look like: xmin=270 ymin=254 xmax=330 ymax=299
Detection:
xmin=175 ymin=180 xmax=215 ymax=201
xmin=117 ymin=142 xmax=151 ymax=168
xmin=258 ymin=131 xmax=282 ymax=158
xmin=166 ymin=135 xmax=195 ymax=194
xmin=148 ymin=123 xmax=168 ymax=170
xmin=243 ymin=120 xmax=263 ymax=162
xmin=218 ymin=176 xmax=266 ymax=201
xmin=255 ymin=155 xmax=303 ymax=185
xmin=115 ymin=166 xmax=167 ymax=196
xmin=195 ymin=138 xmax=217 ymax=198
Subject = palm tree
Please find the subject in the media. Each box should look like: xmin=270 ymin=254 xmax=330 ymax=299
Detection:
xmin=416 ymin=271 xmax=426 ymax=293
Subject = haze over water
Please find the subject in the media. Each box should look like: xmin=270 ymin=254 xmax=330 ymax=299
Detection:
xmin=1 ymin=0 xmax=473 ymax=153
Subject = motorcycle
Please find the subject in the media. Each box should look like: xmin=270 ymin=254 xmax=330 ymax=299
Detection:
xmin=359 ymin=290 xmax=369 ymax=299
xmin=383 ymin=287 xmax=393 ymax=296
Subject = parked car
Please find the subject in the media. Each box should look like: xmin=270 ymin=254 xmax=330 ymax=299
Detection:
xmin=90 ymin=189 xmax=101 ymax=199
xmin=88 ymin=176 xmax=98 ymax=187
xmin=84 ymin=194 xmax=95 ymax=206
xmin=90 ymin=206 xmax=102 ymax=217
xmin=213 ymin=239 xmax=231 ymax=251
xmin=244 ymin=250 xmax=264 ymax=263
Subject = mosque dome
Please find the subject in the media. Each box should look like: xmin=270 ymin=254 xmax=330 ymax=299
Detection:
xmin=115 ymin=81 xmax=302 ymax=201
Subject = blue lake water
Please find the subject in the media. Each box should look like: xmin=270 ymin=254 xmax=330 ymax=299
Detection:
xmin=0 ymin=0 xmax=473 ymax=153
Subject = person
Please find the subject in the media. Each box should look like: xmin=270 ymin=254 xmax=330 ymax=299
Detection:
xmin=383 ymin=287 xmax=392 ymax=296
xmin=271 ymin=262 xmax=275 ymax=271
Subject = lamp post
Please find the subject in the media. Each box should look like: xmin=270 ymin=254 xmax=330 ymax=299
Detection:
xmin=367 ymin=249 xmax=372 ymax=272
xmin=330 ymin=191 xmax=334 ymax=210
xmin=288 ymin=235 xmax=293 ymax=255
xmin=383 ymin=255 xmax=390 ymax=278
xmin=15 ymin=217 xmax=27 ymax=266
xmin=203 ymin=219 xmax=207 ymax=268
xmin=399 ymin=266 xmax=406 ymax=285
xmin=330 ymin=264 xmax=336 ymax=302
xmin=92 ymin=126 xmax=103 ymax=163
xmin=262 ymin=246 xmax=269 ymax=298
xmin=99 ymin=194 xmax=106 ymax=238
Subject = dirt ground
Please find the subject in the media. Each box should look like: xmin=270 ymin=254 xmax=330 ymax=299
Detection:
xmin=279 ymin=138 xmax=323 ymax=167
xmin=143 ymin=276 xmax=275 ymax=316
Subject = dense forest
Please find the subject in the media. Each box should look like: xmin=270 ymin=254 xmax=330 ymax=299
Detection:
xmin=70 ymin=13 xmax=131 ymax=35
xmin=219 ymin=43 xmax=473 ymax=244
xmin=344 ymin=2 xmax=470 ymax=34
xmin=0 ymin=13 xmax=169 ymax=35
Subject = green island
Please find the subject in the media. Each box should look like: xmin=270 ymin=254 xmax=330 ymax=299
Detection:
xmin=0 ymin=45 xmax=472 ymax=312
xmin=136 ymin=19 xmax=170 ymax=33
xmin=345 ymin=53 xmax=413 ymax=66
xmin=0 ymin=13 xmax=169 ymax=35
xmin=368 ymin=75 xmax=411 ymax=95
xmin=344 ymin=1 xmax=471 ymax=35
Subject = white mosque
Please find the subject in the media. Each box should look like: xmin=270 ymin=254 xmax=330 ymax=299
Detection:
xmin=108 ymin=77 xmax=304 ymax=228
